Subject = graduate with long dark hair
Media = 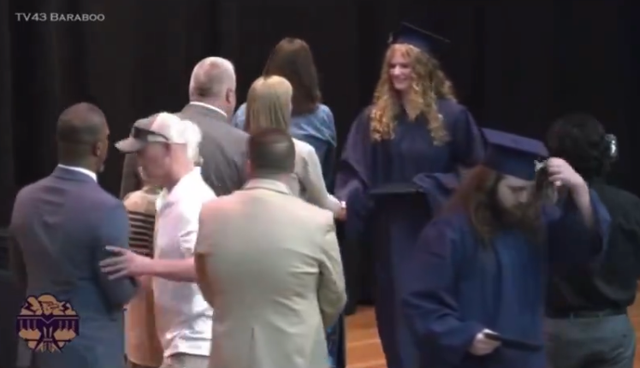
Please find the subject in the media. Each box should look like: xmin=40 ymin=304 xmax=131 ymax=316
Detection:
xmin=401 ymin=129 xmax=611 ymax=368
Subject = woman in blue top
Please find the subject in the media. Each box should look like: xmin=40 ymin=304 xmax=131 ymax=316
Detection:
xmin=232 ymin=38 xmax=337 ymax=189
xmin=231 ymin=37 xmax=345 ymax=368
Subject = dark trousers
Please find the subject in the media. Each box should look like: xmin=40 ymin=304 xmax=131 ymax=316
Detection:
xmin=545 ymin=314 xmax=636 ymax=368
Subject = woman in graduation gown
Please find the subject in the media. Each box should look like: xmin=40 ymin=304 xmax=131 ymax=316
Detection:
xmin=401 ymin=129 xmax=611 ymax=368
xmin=335 ymin=23 xmax=484 ymax=368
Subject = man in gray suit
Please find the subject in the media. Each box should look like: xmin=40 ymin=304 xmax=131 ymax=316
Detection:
xmin=194 ymin=128 xmax=346 ymax=368
xmin=10 ymin=103 xmax=139 ymax=368
xmin=120 ymin=57 xmax=247 ymax=198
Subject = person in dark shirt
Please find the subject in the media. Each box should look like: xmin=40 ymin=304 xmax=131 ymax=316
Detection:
xmin=545 ymin=112 xmax=640 ymax=368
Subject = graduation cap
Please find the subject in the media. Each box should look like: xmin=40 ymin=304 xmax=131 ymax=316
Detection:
xmin=483 ymin=331 xmax=543 ymax=352
xmin=369 ymin=183 xmax=429 ymax=219
xmin=369 ymin=182 xmax=423 ymax=197
xmin=369 ymin=183 xmax=433 ymax=237
xmin=388 ymin=22 xmax=451 ymax=55
xmin=482 ymin=128 xmax=549 ymax=181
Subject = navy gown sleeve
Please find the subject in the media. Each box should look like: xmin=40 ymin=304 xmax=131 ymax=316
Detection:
xmin=401 ymin=216 xmax=485 ymax=366
xmin=545 ymin=188 xmax=611 ymax=265
xmin=449 ymin=104 xmax=485 ymax=168
xmin=335 ymin=108 xmax=373 ymax=239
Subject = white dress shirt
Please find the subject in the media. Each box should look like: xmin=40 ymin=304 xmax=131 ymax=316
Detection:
xmin=57 ymin=164 xmax=97 ymax=182
xmin=153 ymin=168 xmax=217 ymax=358
xmin=188 ymin=101 xmax=227 ymax=118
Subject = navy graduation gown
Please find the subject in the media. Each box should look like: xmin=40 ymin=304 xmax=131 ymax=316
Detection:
xmin=336 ymin=99 xmax=484 ymax=239
xmin=413 ymin=172 xmax=461 ymax=214
xmin=401 ymin=190 xmax=611 ymax=368
xmin=335 ymin=99 xmax=484 ymax=368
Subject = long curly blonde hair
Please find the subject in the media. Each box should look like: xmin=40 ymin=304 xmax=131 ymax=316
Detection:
xmin=370 ymin=44 xmax=456 ymax=143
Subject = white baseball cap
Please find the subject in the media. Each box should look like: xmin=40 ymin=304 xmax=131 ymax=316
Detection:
xmin=115 ymin=113 xmax=197 ymax=153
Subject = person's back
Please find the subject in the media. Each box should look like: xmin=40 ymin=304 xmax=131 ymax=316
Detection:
xmin=10 ymin=103 xmax=138 ymax=368
xmin=195 ymin=129 xmax=346 ymax=368
xmin=182 ymin=104 xmax=247 ymax=196
xmin=180 ymin=57 xmax=248 ymax=196
xmin=545 ymin=113 xmax=638 ymax=368
xmin=205 ymin=186 xmax=341 ymax=368
xmin=290 ymin=104 xmax=337 ymax=186
xmin=233 ymin=102 xmax=337 ymax=186
xmin=236 ymin=76 xmax=343 ymax=218
xmin=548 ymin=182 xmax=640 ymax=309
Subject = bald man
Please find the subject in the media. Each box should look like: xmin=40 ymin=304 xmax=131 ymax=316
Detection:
xmin=120 ymin=58 xmax=248 ymax=199
xmin=10 ymin=103 xmax=138 ymax=368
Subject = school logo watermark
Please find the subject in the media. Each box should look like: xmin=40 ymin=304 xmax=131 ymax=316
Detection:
xmin=15 ymin=12 xmax=105 ymax=22
xmin=16 ymin=293 xmax=79 ymax=352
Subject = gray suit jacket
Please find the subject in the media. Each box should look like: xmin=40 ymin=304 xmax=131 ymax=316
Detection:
xmin=195 ymin=179 xmax=346 ymax=368
xmin=120 ymin=104 xmax=248 ymax=199
xmin=10 ymin=166 xmax=138 ymax=368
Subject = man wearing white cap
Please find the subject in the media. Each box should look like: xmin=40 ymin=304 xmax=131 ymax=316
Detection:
xmin=101 ymin=112 xmax=215 ymax=368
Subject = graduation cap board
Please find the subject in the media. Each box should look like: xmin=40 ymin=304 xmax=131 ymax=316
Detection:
xmin=388 ymin=22 xmax=450 ymax=55
xmin=369 ymin=182 xmax=423 ymax=197
xmin=482 ymin=128 xmax=549 ymax=181
xmin=484 ymin=332 xmax=543 ymax=352
xmin=369 ymin=183 xmax=430 ymax=232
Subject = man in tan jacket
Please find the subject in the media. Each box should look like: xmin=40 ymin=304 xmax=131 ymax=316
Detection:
xmin=195 ymin=128 xmax=346 ymax=368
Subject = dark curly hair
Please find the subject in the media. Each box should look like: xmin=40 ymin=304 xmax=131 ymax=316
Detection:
xmin=545 ymin=113 xmax=613 ymax=181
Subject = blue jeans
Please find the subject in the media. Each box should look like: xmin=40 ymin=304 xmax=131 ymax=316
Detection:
xmin=327 ymin=315 xmax=346 ymax=368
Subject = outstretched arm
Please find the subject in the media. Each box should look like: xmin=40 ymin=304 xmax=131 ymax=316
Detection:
xmin=96 ymin=203 xmax=139 ymax=309
xmin=335 ymin=108 xmax=374 ymax=236
xmin=300 ymin=145 xmax=342 ymax=215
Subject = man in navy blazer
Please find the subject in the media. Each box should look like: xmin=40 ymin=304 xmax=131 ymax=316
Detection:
xmin=9 ymin=103 xmax=139 ymax=368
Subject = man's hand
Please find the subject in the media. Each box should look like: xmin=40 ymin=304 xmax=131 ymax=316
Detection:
xmin=546 ymin=158 xmax=586 ymax=192
xmin=468 ymin=329 xmax=501 ymax=356
xmin=99 ymin=246 xmax=154 ymax=280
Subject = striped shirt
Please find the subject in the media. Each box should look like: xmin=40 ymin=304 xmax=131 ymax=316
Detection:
xmin=123 ymin=186 xmax=163 ymax=367
xmin=126 ymin=188 xmax=158 ymax=257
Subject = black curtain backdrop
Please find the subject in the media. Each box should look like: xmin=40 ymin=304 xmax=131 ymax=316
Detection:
xmin=1 ymin=1 xmax=639 ymax=221
xmin=0 ymin=1 xmax=638 ymax=224
xmin=0 ymin=1 xmax=639 ymax=366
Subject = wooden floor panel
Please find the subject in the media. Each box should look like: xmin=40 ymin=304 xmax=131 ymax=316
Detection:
xmin=346 ymin=294 xmax=640 ymax=368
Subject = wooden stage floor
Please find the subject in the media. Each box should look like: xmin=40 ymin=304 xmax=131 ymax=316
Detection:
xmin=346 ymin=296 xmax=640 ymax=368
